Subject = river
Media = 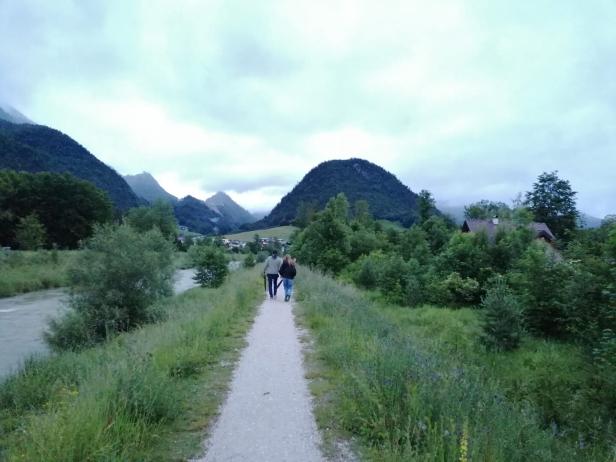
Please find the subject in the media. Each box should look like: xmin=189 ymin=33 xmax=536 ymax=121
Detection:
xmin=0 ymin=269 xmax=198 ymax=379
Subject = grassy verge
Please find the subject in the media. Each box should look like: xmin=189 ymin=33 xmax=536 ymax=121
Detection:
xmin=0 ymin=251 xmax=77 ymax=298
xmin=223 ymin=225 xmax=297 ymax=241
xmin=0 ymin=267 xmax=262 ymax=461
xmin=296 ymin=269 xmax=611 ymax=461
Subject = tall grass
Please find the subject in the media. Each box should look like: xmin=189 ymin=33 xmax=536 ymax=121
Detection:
xmin=0 ymin=268 xmax=262 ymax=461
xmin=296 ymin=269 xmax=612 ymax=461
xmin=0 ymin=250 xmax=77 ymax=297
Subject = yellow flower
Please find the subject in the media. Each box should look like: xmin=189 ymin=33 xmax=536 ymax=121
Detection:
xmin=459 ymin=421 xmax=469 ymax=462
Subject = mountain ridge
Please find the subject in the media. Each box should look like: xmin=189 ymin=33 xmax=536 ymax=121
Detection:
xmin=124 ymin=172 xmax=178 ymax=204
xmin=251 ymin=158 xmax=423 ymax=229
xmin=0 ymin=119 xmax=139 ymax=210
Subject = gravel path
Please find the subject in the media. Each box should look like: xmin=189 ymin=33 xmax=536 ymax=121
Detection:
xmin=195 ymin=292 xmax=324 ymax=462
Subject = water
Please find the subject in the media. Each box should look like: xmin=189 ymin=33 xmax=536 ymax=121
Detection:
xmin=0 ymin=269 xmax=197 ymax=379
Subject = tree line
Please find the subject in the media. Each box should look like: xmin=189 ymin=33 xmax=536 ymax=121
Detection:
xmin=292 ymin=172 xmax=615 ymax=441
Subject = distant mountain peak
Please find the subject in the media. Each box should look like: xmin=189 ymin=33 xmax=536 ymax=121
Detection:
xmin=253 ymin=158 xmax=423 ymax=228
xmin=205 ymin=191 xmax=256 ymax=227
xmin=124 ymin=171 xmax=178 ymax=204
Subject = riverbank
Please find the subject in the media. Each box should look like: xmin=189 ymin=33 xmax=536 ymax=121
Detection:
xmin=0 ymin=250 xmax=77 ymax=298
xmin=0 ymin=267 xmax=262 ymax=461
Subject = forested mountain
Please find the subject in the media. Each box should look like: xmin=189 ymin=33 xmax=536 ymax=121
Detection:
xmin=173 ymin=195 xmax=233 ymax=235
xmin=0 ymin=119 xmax=139 ymax=210
xmin=205 ymin=191 xmax=256 ymax=227
xmin=254 ymin=158 xmax=423 ymax=228
xmin=124 ymin=172 xmax=178 ymax=204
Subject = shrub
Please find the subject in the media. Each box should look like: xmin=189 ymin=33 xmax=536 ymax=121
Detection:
xmin=243 ymin=253 xmax=256 ymax=268
xmin=442 ymin=272 xmax=481 ymax=306
xmin=191 ymin=245 xmax=229 ymax=288
xmin=15 ymin=214 xmax=47 ymax=250
xmin=45 ymin=224 xmax=174 ymax=351
xmin=481 ymin=277 xmax=524 ymax=351
xmin=510 ymin=243 xmax=572 ymax=339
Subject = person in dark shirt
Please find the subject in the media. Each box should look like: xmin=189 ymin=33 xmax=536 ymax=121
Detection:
xmin=278 ymin=255 xmax=297 ymax=302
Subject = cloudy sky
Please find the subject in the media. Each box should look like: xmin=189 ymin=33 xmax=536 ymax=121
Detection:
xmin=1 ymin=0 xmax=615 ymax=217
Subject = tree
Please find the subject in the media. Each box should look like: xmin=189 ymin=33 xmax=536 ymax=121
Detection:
xmin=417 ymin=189 xmax=436 ymax=224
xmin=15 ymin=213 xmax=46 ymax=250
xmin=294 ymin=200 xmax=319 ymax=228
xmin=125 ymin=199 xmax=178 ymax=241
xmin=481 ymin=277 xmax=523 ymax=351
xmin=0 ymin=170 xmax=113 ymax=249
xmin=525 ymin=171 xmax=579 ymax=239
xmin=45 ymin=224 xmax=174 ymax=350
xmin=293 ymin=194 xmax=352 ymax=274
xmin=464 ymin=200 xmax=511 ymax=220
xmin=352 ymin=200 xmax=372 ymax=227
xmin=191 ymin=245 xmax=229 ymax=288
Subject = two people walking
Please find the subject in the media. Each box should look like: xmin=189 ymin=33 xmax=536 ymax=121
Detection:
xmin=263 ymin=250 xmax=297 ymax=301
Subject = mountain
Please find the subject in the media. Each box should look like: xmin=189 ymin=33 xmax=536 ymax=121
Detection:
xmin=205 ymin=191 xmax=256 ymax=227
xmin=579 ymin=212 xmax=602 ymax=229
xmin=0 ymin=118 xmax=140 ymax=211
xmin=124 ymin=172 xmax=178 ymax=204
xmin=254 ymin=158 xmax=422 ymax=228
xmin=174 ymin=195 xmax=234 ymax=235
xmin=0 ymin=104 xmax=32 ymax=124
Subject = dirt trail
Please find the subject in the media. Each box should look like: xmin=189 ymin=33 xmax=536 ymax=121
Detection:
xmin=195 ymin=292 xmax=324 ymax=462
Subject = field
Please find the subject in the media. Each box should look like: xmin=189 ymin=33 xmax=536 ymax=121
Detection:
xmin=296 ymin=269 xmax=613 ymax=461
xmin=223 ymin=225 xmax=298 ymax=242
xmin=0 ymin=250 xmax=78 ymax=297
xmin=0 ymin=267 xmax=262 ymax=461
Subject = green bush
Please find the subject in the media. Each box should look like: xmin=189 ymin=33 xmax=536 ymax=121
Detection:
xmin=243 ymin=253 xmax=256 ymax=268
xmin=15 ymin=214 xmax=46 ymax=250
xmin=191 ymin=245 xmax=229 ymax=288
xmin=481 ymin=277 xmax=523 ymax=351
xmin=45 ymin=224 xmax=174 ymax=351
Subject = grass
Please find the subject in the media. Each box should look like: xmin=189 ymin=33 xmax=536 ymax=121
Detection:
xmin=0 ymin=250 xmax=78 ymax=298
xmin=223 ymin=225 xmax=298 ymax=242
xmin=296 ymin=269 xmax=613 ymax=461
xmin=0 ymin=267 xmax=262 ymax=461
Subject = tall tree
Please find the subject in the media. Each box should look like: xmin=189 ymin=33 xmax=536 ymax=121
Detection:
xmin=464 ymin=200 xmax=511 ymax=220
xmin=417 ymin=189 xmax=436 ymax=224
xmin=525 ymin=171 xmax=579 ymax=239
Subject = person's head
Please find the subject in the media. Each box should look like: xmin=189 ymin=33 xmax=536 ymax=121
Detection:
xmin=285 ymin=255 xmax=295 ymax=266
xmin=272 ymin=250 xmax=278 ymax=258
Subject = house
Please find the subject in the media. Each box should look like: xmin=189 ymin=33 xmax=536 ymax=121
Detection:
xmin=461 ymin=218 xmax=556 ymax=243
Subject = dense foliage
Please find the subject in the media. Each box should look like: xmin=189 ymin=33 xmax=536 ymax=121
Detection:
xmin=0 ymin=119 xmax=140 ymax=210
xmin=125 ymin=199 xmax=179 ymax=241
xmin=0 ymin=170 xmax=113 ymax=249
xmin=45 ymin=224 xmax=175 ymax=351
xmin=293 ymin=184 xmax=615 ymax=449
xmin=253 ymin=158 xmax=423 ymax=228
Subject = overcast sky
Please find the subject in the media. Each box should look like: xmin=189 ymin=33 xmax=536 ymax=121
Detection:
xmin=1 ymin=0 xmax=615 ymax=217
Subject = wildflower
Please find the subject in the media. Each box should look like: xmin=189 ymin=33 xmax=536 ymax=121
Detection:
xmin=459 ymin=421 xmax=469 ymax=462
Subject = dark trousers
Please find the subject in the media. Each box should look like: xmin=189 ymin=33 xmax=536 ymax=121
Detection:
xmin=267 ymin=274 xmax=279 ymax=297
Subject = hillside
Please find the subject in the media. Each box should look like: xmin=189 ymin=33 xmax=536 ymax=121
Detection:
xmin=124 ymin=171 xmax=178 ymax=204
xmin=174 ymin=195 xmax=233 ymax=235
xmin=254 ymin=158 xmax=422 ymax=228
xmin=205 ymin=191 xmax=256 ymax=227
xmin=0 ymin=119 xmax=139 ymax=210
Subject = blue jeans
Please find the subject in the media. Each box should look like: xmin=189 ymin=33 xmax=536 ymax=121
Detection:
xmin=283 ymin=278 xmax=294 ymax=298
xmin=266 ymin=274 xmax=279 ymax=297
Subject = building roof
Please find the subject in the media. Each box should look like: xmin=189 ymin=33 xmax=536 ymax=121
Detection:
xmin=461 ymin=219 xmax=556 ymax=242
